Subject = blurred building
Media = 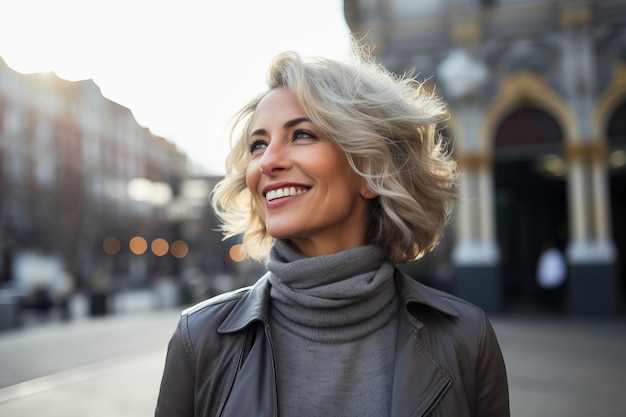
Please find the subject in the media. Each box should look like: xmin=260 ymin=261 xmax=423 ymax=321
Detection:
xmin=0 ymin=57 xmax=213 ymax=314
xmin=345 ymin=0 xmax=626 ymax=315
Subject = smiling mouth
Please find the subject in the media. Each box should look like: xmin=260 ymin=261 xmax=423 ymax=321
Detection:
xmin=265 ymin=187 xmax=309 ymax=202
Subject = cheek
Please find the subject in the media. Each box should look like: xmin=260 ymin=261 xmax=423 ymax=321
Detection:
xmin=246 ymin=163 xmax=263 ymax=200
xmin=246 ymin=166 xmax=266 ymax=221
xmin=245 ymin=160 xmax=257 ymax=186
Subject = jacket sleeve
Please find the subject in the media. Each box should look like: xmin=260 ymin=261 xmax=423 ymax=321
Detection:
xmin=155 ymin=317 xmax=195 ymax=417
xmin=475 ymin=315 xmax=510 ymax=417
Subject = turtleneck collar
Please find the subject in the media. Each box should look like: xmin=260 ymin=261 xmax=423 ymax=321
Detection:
xmin=267 ymin=239 xmax=398 ymax=343
xmin=267 ymin=239 xmax=389 ymax=288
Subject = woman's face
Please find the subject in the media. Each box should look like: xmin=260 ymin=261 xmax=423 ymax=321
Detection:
xmin=246 ymin=87 xmax=370 ymax=257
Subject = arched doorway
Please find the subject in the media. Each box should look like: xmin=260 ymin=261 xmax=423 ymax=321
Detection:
xmin=494 ymin=106 xmax=568 ymax=313
xmin=607 ymin=100 xmax=626 ymax=306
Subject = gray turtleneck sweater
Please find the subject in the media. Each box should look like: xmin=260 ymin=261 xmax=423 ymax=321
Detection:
xmin=267 ymin=240 xmax=399 ymax=417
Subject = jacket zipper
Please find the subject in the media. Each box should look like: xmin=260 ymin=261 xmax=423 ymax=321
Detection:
xmin=422 ymin=378 xmax=452 ymax=417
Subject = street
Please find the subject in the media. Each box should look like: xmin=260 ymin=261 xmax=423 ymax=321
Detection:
xmin=0 ymin=308 xmax=179 ymax=417
xmin=0 ymin=302 xmax=625 ymax=417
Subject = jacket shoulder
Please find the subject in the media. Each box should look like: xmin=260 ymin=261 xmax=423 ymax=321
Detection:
xmin=397 ymin=270 xmax=490 ymax=333
xmin=180 ymin=274 xmax=272 ymax=341
xmin=428 ymin=285 xmax=488 ymax=321
xmin=182 ymin=285 xmax=251 ymax=317
xmin=174 ymin=285 xmax=257 ymax=372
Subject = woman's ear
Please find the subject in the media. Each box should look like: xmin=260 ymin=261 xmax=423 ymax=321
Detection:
xmin=360 ymin=182 xmax=378 ymax=199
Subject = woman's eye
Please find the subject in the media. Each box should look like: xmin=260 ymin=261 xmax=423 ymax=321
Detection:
xmin=248 ymin=140 xmax=267 ymax=154
xmin=293 ymin=129 xmax=317 ymax=141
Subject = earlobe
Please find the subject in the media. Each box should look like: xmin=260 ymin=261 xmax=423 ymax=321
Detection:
xmin=360 ymin=185 xmax=378 ymax=199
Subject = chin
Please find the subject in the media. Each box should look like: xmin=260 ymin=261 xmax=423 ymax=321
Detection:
xmin=266 ymin=230 xmax=296 ymax=240
xmin=264 ymin=222 xmax=301 ymax=240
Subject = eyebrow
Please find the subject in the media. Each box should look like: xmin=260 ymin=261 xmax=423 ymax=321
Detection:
xmin=249 ymin=117 xmax=311 ymax=137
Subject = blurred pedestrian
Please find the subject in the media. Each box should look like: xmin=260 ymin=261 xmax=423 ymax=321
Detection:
xmin=32 ymin=283 xmax=53 ymax=320
xmin=52 ymin=269 xmax=74 ymax=321
xmin=536 ymin=241 xmax=567 ymax=312
xmin=156 ymin=47 xmax=509 ymax=417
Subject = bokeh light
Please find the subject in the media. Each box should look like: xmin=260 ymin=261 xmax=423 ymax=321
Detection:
xmin=129 ymin=236 xmax=148 ymax=255
xmin=151 ymin=238 xmax=169 ymax=257
xmin=609 ymin=150 xmax=626 ymax=169
xmin=229 ymin=244 xmax=247 ymax=262
xmin=170 ymin=240 xmax=189 ymax=259
xmin=102 ymin=237 xmax=121 ymax=255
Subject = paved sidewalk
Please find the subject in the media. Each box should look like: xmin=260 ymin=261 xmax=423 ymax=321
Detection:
xmin=491 ymin=317 xmax=626 ymax=417
xmin=0 ymin=308 xmax=624 ymax=416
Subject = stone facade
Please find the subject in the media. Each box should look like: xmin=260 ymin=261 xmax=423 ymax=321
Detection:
xmin=345 ymin=0 xmax=626 ymax=315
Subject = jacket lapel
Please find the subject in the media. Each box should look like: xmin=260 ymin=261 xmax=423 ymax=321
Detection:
xmin=390 ymin=314 xmax=451 ymax=417
xmin=390 ymin=272 xmax=455 ymax=417
xmin=215 ymin=276 xmax=277 ymax=417
xmin=220 ymin=324 xmax=278 ymax=417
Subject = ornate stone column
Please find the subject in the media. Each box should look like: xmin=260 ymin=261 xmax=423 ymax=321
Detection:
xmin=565 ymin=142 xmax=619 ymax=315
xmin=452 ymin=152 xmax=501 ymax=313
xmin=560 ymin=3 xmax=620 ymax=315
xmin=438 ymin=43 xmax=502 ymax=312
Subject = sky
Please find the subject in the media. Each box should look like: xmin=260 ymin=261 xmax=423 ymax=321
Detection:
xmin=0 ymin=0 xmax=354 ymax=175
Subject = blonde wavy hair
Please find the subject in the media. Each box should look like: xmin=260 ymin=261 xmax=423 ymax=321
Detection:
xmin=211 ymin=48 xmax=457 ymax=265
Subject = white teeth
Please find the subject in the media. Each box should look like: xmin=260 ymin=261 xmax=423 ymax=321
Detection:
xmin=266 ymin=187 xmax=308 ymax=202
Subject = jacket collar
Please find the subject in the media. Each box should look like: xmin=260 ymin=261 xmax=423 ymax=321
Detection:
xmin=217 ymin=272 xmax=272 ymax=333
xmin=394 ymin=269 xmax=458 ymax=318
xmin=218 ymin=269 xmax=457 ymax=334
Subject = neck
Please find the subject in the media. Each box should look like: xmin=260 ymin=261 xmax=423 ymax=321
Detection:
xmin=288 ymin=232 xmax=366 ymax=258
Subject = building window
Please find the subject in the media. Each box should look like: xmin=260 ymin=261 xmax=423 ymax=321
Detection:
xmin=35 ymin=156 xmax=55 ymax=186
xmin=5 ymin=104 xmax=21 ymax=136
xmin=36 ymin=117 xmax=53 ymax=147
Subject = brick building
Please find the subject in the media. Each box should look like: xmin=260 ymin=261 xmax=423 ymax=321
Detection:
xmin=0 ymin=58 xmax=189 ymax=295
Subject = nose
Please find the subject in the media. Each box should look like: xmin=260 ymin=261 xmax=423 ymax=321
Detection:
xmin=259 ymin=140 xmax=290 ymax=175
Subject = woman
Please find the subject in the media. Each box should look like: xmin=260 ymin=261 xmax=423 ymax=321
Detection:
xmin=155 ymin=49 xmax=509 ymax=417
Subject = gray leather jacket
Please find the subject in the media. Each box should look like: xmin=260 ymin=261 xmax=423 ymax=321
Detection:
xmin=155 ymin=270 xmax=509 ymax=417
